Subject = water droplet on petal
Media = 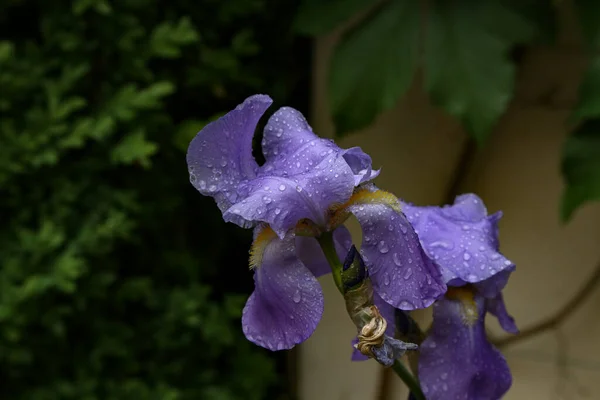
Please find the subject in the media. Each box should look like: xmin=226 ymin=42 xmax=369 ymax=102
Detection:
xmin=292 ymin=291 xmax=301 ymax=303
xmin=279 ymin=184 xmax=286 ymax=191
xmin=504 ymin=260 xmax=512 ymax=266
xmin=274 ymin=208 xmax=281 ymax=215
xmin=463 ymin=252 xmax=471 ymax=261
xmin=383 ymin=273 xmax=390 ymax=286
xmin=378 ymin=240 xmax=389 ymax=254
xmin=220 ymin=159 xmax=228 ymax=167
xmin=393 ymin=253 xmax=403 ymax=266
xmin=198 ymin=180 xmax=206 ymax=189
xmin=403 ymin=268 xmax=413 ymax=280
xmin=262 ymin=196 xmax=272 ymax=204
xmin=491 ymin=253 xmax=500 ymax=260
xmin=430 ymin=240 xmax=454 ymax=250
xmin=296 ymin=185 xmax=302 ymax=192
xmin=462 ymin=224 xmax=470 ymax=231
xmin=208 ymin=185 xmax=217 ymax=192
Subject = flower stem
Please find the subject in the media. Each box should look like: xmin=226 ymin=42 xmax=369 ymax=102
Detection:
xmin=316 ymin=231 xmax=344 ymax=293
xmin=316 ymin=232 xmax=426 ymax=397
xmin=392 ymin=360 xmax=426 ymax=400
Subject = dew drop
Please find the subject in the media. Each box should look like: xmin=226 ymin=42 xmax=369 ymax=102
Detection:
xmin=198 ymin=180 xmax=206 ymax=189
xmin=274 ymin=208 xmax=281 ymax=215
xmin=296 ymin=185 xmax=302 ymax=192
xmin=279 ymin=184 xmax=286 ymax=191
xmin=463 ymin=252 xmax=471 ymax=261
xmin=383 ymin=273 xmax=390 ymax=286
xmin=208 ymin=185 xmax=217 ymax=192
xmin=491 ymin=253 xmax=500 ymax=260
xmin=393 ymin=253 xmax=403 ymax=267
xmin=262 ymin=196 xmax=272 ymax=204
xmin=504 ymin=260 xmax=512 ymax=266
xmin=403 ymin=268 xmax=413 ymax=280
xmin=378 ymin=240 xmax=389 ymax=254
xmin=292 ymin=290 xmax=301 ymax=303
xmin=430 ymin=240 xmax=453 ymax=249
xmin=220 ymin=159 xmax=228 ymax=167
xmin=479 ymin=246 xmax=485 ymax=252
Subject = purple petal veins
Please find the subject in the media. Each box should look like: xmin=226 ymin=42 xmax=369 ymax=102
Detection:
xmin=419 ymin=295 xmax=512 ymax=400
xmin=242 ymin=227 xmax=324 ymax=350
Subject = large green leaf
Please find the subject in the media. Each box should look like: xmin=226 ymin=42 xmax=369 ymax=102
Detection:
xmin=572 ymin=57 xmax=600 ymax=121
xmin=294 ymin=0 xmax=376 ymax=36
xmin=561 ymin=119 xmax=600 ymax=220
xmin=424 ymin=1 xmax=539 ymax=144
xmin=329 ymin=0 xmax=419 ymax=136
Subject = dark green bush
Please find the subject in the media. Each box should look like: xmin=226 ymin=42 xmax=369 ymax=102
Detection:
xmin=0 ymin=0 xmax=307 ymax=398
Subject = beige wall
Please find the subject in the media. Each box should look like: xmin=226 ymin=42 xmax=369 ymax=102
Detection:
xmin=298 ymin=6 xmax=600 ymax=399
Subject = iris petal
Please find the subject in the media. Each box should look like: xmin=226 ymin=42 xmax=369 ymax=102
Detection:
xmin=186 ymin=95 xmax=272 ymax=214
xmin=419 ymin=296 xmax=512 ymax=400
xmin=486 ymin=292 xmax=518 ymax=334
xmin=242 ymin=227 xmax=324 ymax=350
xmin=295 ymin=225 xmax=353 ymax=278
xmin=350 ymin=201 xmax=446 ymax=310
xmin=224 ymin=154 xmax=354 ymax=237
xmin=402 ymin=194 xmax=515 ymax=286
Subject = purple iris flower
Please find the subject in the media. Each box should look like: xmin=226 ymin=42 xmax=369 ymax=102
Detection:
xmin=186 ymin=95 xmax=446 ymax=351
xmin=402 ymin=194 xmax=517 ymax=400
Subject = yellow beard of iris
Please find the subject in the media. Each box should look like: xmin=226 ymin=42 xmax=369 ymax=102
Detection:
xmin=445 ymin=286 xmax=479 ymax=327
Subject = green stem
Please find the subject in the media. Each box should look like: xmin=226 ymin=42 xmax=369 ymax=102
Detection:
xmin=316 ymin=231 xmax=344 ymax=293
xmin=392 ymin=360 xmax=426 ymax=400
xmin=315 ymin=233 xmax=426 ymax=397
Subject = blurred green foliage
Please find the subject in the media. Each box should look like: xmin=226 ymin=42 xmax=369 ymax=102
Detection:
xmin=0 ymin=0 xmax=306 ymax=398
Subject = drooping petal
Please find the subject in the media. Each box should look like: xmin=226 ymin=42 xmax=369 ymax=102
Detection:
xmin=187 ymin=95 xmax=272 ymax=213
xmin=242 ymin=226 xmax=324 ymax=350
xmin=419 ymin=295 xmax=512 ymax=400
xmin=224 ymin=154 xmax=354 ymax=237
xmin=295 ymin=225 xmax=353 ymax=278
xmin=261 ymin=106 xmax=379 ymax=185
xmin=474 ymin=269 xmax=513 ymax=299
xmin=347 ymin=191 xmax=446 ymax=310
xmin=402 ymin=194 xmax=515 ymax=286
xmin=486 ymin=292 xmax=518 ymax=335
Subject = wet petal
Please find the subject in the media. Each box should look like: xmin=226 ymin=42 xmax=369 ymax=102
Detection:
xmin=419 ymin=296 xmax=512 ymax=400
xmin=474 ymin=269 xmax=513 ymax=298
xmin=402 ymin=194 xmax=515 ymax=286
xmin=486 ymin=293 xmax=518 ymax=334
xmin=261 ymin=106 xmax=379 ymax=185
xmin=242 ymin=227 xmax=323 ymax=350
xmin=295 ymin=225 xmax=353 ymax=278
xmin=341 ymin=147 xmax=381 ymax=185
xmin=350 ymin=201 xmax=446 ymax=310
xmin=225 ymin=154 xmax=354 ymax=237
xmin=187 ymin=95 xmax=272 ymax=213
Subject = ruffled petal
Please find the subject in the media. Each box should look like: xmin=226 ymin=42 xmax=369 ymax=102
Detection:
xmin=486 ymin=293 xmax=518 ymax=335
xmin=242 ymin=227 xmax=324 ymax=350
xmin=418 ymin=295 xmax=512 ymax=400
xmin=187 ymin=95 xmax=272 ymax=213
xmin=341 ymin=147 xmax=381 ymax=185
xmin=225 ymin=154 xmax=355 ymax=237
xmin=402 ymin=194 xmax=515 ymax=286
xmin=350 ymin=202 xmax=446 ymax=310
xmin=261 ymin=106 xmax=379 ymax=185
xmin=474 ymin=269 xmax=513 ymax=299
xmin=295 ymin=225 xmax=353 ymax=278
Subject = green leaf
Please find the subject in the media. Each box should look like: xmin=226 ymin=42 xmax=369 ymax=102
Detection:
xmin=150 ymin=17 xmax=199 ymax=58
xmin=329 ymin=0 xmax=419 ymax=136
xmin=111 ymin=129 xmax=158 ymax=168
xmin=424 ymin=1 xmax=539 ymax=144
xmin=574 ymin=0 xmax=600 ymax=48
xmin=294 ymin=0 xmax=376 ymax=36
xmin=561 ymin=119 xmax=600 ymax=220
xmin=572 ymin=56 xmax=600 ymax=121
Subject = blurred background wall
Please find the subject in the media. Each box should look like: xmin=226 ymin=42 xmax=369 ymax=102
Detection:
xmin=298 ymin=3 xmax=600 ymax=399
